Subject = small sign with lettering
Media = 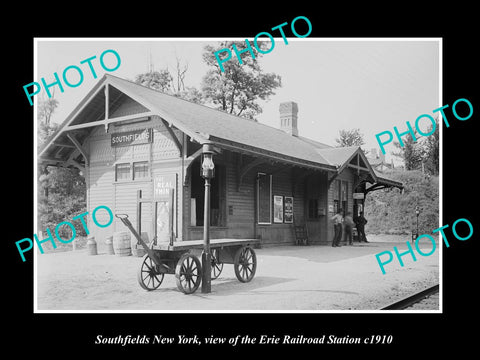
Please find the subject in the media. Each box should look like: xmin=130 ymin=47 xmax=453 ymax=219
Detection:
xmin=111 ymin=128 xmax=153 ymax=147
xmin=154 ymin=174 xmax=177 ymax=198
xmin=284 ymin=196 xmax=293 ymax=223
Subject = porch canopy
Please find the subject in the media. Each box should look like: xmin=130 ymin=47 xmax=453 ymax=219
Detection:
xmin=38 ymin=74 xmax=402 ymax=193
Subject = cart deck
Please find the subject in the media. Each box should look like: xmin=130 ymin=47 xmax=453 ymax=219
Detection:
xmin=152 ymin=238 xmax=259 ymax=251
xmin=115 ymin=211 xmax=260 ymax=294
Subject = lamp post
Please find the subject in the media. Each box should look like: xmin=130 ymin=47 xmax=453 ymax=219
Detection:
xmin=415 ymin=206 xmax=420 ymax=237
xmin=412 ymin=205 xmax=420 ymax=243
xmin=201 ymin=143 xmax=215 ymax=294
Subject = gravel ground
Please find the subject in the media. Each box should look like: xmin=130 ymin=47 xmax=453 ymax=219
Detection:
xmin=35 ymin=235 xmax=440 ymax=312
xmin=405 ymin=292 xmax=440 ymax=310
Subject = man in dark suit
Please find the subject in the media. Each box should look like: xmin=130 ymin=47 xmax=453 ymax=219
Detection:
xmin=355 ymin=212 xmax=368 ymax=243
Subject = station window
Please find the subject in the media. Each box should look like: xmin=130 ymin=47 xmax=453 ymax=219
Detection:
xmin=115 ymin=163 xmax=131 ymax=181
xmin=133 ymin=161 xmax=149 ymax=180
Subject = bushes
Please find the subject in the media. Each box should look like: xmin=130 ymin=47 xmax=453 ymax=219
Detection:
xmin=37 ymin=167 xmax=87 ymax=239
xmin=364 ymin=169 xmax=439 ymax=235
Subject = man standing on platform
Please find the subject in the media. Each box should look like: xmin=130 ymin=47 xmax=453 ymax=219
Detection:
xmin=355 ymin=211 xmax=369 ymax=243
xmin=343 ymin=211 xmax=354 ymax=245
xmin=331 ymin=209 xmax=343 ymax=247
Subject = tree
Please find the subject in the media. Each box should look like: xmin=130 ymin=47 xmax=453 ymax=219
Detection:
xmin=172 ymin=86 xmax=204 ymax=104
xmin=172 ymin=55 xmax=188 ymax=93
xmin=392 ymin=127 xmax=424 ymax=170
xmin=200 ymin=41 xmax=282 ymax=120
xmin=423 ymin=118 xmax=439 ymax=175
xmin=335 ymin=128 xmax=366 ymax=148
xmin=37 ymin=100 xmax=87 ymax=238
xmin=38 ymin=91 xmax=59 ymax=127
xmin=135 ymin=70 xmax=173 ymax=92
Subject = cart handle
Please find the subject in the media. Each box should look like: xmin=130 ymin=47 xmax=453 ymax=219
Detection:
xmin=115 ymin=213 xmax=129 ymax=219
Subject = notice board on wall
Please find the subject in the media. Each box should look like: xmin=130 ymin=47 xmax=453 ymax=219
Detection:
xmin=153 ymin=174 xmax=177 ymax=243
xmin=284 ymin=196 xmax=293 ymax=223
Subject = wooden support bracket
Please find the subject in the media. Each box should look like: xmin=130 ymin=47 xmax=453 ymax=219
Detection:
xmin=160 ymin=118 xmax=182 ymax=154
xmin=237 ymin=158 xmax=265 ymax=191
xmin=66 ymin=133 xmax=89 ymax=166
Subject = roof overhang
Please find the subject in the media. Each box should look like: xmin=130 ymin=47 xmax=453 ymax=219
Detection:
xmin=209 ymin=136 xmax=337 ymax=173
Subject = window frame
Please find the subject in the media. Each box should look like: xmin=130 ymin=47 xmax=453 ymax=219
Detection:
xmin=114 ymin=161 xmax=151 ymax=182
xmin=115 ymin=162 xmax=131 ymax=182
xmin=133 ymin=161 xmax=150 ymax=180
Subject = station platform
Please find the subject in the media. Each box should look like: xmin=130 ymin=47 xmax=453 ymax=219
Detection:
xmin=35 ymin=234 xmax=440 ymax=311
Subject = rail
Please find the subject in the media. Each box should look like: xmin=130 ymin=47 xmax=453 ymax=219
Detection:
xmin=380 ymin=284 xmax=439 ymax=310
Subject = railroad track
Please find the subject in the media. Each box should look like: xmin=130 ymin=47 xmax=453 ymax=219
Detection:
xmin=380 ymin=284 xmax=439 ymax=310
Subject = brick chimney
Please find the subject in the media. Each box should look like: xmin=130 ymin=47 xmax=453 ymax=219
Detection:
xmin=279 ymin=101 xmax=298 ymax=136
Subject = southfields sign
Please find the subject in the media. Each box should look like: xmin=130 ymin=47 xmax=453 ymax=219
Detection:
xmin=111 ymin=128 xmax=153 ymax=147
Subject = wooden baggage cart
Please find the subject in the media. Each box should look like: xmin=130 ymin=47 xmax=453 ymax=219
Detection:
xmin=115 ymin=213 xmax=259 ymax=294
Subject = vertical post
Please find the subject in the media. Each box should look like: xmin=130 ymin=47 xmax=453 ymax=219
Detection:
xmin=200 ymin=143 xmax=215 ymax=294
xmin=169 ymin=188 xmax=175 ymax=247
xmin=137 ymin=190 xmax=142 ymax=245
xmin=105 ymin=84 xmax=109 ymax=119
xmin=416 ymin=213 xmax=419 ymax=238
xmin=153 ymin=200 xmax=158 ymax=246
xmin=201 ymin=178 xmax=212 ymax=293
xmin=104 ymin=84 xmax=109 ymax=132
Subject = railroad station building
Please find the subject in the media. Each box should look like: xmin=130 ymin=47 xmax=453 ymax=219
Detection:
xmin=39 ymin=74 xmax=403 ymax=251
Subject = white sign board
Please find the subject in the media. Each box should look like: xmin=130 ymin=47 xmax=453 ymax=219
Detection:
xmin=353 ymin=192 xmax=365 ymax=200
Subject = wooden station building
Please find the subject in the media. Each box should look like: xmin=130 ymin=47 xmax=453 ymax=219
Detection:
xmin=39 ymin=74 xmax=403 ymax=251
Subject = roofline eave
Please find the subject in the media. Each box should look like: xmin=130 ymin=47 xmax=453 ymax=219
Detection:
xmin=208 ymin=136 xmax=337 ymax=173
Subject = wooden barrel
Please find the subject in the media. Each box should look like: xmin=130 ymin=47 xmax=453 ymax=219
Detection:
xmin=113 ymin=231 xmax=131 ymax=256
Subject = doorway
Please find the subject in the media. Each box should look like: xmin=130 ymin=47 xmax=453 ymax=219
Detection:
xmin=305 ymin=173 xmax=327 ymax=243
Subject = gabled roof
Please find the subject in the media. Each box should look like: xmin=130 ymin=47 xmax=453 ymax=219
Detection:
xmin=40 ymin=74 xmax=338 ymax=172
xmin=315 ymin=146 xmax=359 ymax=167
xmin=106 ymin=75 xmax=340 ymax=169
xmin=38 ymin=74 xmax=402 ymax=189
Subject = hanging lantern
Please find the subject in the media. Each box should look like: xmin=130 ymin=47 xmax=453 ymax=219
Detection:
xmin=201 ymin=144 xmax=215 ymax=179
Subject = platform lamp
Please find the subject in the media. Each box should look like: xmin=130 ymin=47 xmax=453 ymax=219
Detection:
xmin=200 ymin=143 xmax=215 ymax=293
xmin=412 ymin=205 xmax=420 ymax=243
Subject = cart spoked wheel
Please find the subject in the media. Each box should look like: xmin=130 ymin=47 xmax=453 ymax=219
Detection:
xmin=211 ymin=248 xmax=224 ymax=280
xmin=234 ymin=246 xmax=257 ymax=283
xmin=137 ymin=255 xmax=164 ymax=291
xmin=175 ymin=254 xmax=202 ymax=294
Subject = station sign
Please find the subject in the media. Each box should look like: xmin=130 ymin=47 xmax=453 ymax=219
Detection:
xmin=111 ymin=128 xmax=153 ymax=147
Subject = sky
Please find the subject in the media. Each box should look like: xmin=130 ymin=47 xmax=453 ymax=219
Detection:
xmin=35 ymin=38 xmax=440 ymax=164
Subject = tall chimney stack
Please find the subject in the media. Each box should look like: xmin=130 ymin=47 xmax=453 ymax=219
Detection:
xmin=279 ymin=101 xmax=299 ymax=136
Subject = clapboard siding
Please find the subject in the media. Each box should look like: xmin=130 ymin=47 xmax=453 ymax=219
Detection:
xmin=84 ymin=94 xmax=356 ymax=249
xmin=86 ymin=104 xmax=183 ymax=249
xmin=87 ymin=164 xmax=114 ymax=252
xmin=257 ymin=166 xmax=298 ymax=246
xmin=226 ymin=160 xmax=254 ymax=227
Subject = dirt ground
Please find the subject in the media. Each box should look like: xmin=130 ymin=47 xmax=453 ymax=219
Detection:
xmin=35 ymin=234 xmax=440 ymax=312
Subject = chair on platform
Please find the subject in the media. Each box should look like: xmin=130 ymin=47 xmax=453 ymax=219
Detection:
xmin=294 ymin=222 xmax=309 ymax=246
